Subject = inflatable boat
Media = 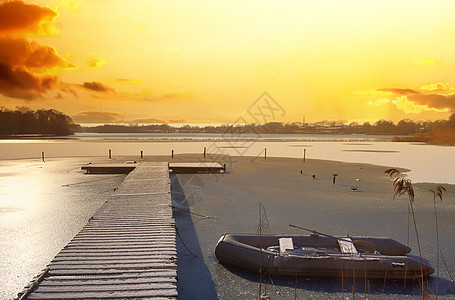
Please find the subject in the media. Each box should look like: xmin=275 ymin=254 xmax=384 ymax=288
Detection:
xmin=214 ymin=233 xmax=434 ymax=279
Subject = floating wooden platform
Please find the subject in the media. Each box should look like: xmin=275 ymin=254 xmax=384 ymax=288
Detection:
xmin=81 ymin=162 xmax=226 ymax=174
xmin=19 ymin=162 xmax=177 ymax=300
xmin=81 ymin=163 xmax=137 ymax=174
xmin=168 ymin=162 xmax=225 ymax=174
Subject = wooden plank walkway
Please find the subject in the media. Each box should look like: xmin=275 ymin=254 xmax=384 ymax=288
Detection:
xmin=80 ymin=164 xmax=136 ymax=174
xmin=22 ymin=162 xmax=177 ymax=300
xmin=168 ymin=162 xmax=225 ymax=174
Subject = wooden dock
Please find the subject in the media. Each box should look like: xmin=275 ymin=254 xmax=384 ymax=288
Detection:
xmin=168 ymin=162 xmax=225 ymax=174
xmin=18 ymin=161 xmax=226 ymax=299
xmin=20 ymin=162 xmax=177 ymax=300
xmin=80 ymin=164 xmax=136 ymax=174
xmin=81 ymin=162 xmax=225 ymax=175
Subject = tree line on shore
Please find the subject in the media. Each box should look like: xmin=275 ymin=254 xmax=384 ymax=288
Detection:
xmin=80 ymin=113 xmax=455 ymax=135
xmin=0 ymin=108 xmax=76 ymax=136
xmin=1 ymin=107 xmax=455 ymax=138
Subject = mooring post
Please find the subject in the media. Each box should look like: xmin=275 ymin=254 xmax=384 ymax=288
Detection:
xmin=303 ymin=148 xmax=306 ymax=163
xmin=109 ymin=149 xmax=112 ymax=159
xmin=264 ymin=148 xmax=267 ymax=160
xmin=171 ymin=150 xmax=174 ymax=158
xmin=41 ymin=151 xmax=45 ymax=162
xmin=204 ymin=147 xmax=206 ymax=158
xmin=332 ymin=174 xmax=338 ymax=185
xmin=223 ymin=163 xmax=226 ymax=173
xmin=140 ymin=151 xmax=143 ymax=159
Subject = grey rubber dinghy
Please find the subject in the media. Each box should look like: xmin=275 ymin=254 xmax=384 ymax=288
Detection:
xmin=214 ymin=231 xmax=434 ymax=280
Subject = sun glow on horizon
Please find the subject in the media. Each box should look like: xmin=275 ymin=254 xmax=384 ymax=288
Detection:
xmin=1 ymin=0 xmax=455 ymax=124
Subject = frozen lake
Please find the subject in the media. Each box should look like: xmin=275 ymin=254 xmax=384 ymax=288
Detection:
xmin=0 ymin=154 xmax=454 ymax=299
xmin=1 ymin=133 xmax=454 ymax=184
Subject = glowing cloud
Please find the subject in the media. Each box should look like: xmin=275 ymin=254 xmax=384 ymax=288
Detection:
xmin=80 ymin=81 xmax=113 ymax=93
xmin=0 ymin=1 xmax=59 ymax=37
xmin=377 ymin=88 xmax=420 ymax=95
xmin=367 ymin=86 xmax=454 ymax=115
xmin=367 ymin=98 xmax=391 ymax=106
xmin=72 ymin=111 xmax=125 ymax=123
xmin=0 ymin=38 xmax=72 ymax=99
xmin=0 ymin=38 xmax=71 ymax=71
xmin=84 ymin=55 xmax=106 ymax=69
xmin=0 ymin=1 xmax=73 ymax=100
xmin=419 ymin=83 xmax=454 ymax=92
xmin=407 ymin=93 xmax=455 ymax=111
xmin=0 ymin=62 xmax=57 ymax=99
xmin=390 ymin=96 xmax=437 ymax=114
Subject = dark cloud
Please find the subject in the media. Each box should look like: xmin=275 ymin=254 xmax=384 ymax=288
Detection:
xmin=0 ymin=1 xmax=58 ymax=37
xmin=377 ymin=88 xmax=420 ymax=95
xmin=59 ymin=84 xmax=78 ymax=97
xmin=0 ymin=38 xmax=70 ymax=70
xmin=0 ymin=62 xmax=58 ymax=99
xmin=0 ymin=1 xmax=71 ymax=100
xmin=408 ymin=93 xmax=455 ymax=110
xmin=81 ymin=81 xmax=113 ymax=93
xmin=72 ymin=111 xmax=125 ymax=123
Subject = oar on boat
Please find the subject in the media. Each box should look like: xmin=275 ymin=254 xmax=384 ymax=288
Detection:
xmin=289 ymin=224 xmax=377 ymax=254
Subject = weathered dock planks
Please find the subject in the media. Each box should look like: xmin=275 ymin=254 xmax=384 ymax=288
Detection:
xmin=168 ymin=162 xmax=225 ymax=174
xmin=19 ymin=162 xmax=177 ymax=300
xmin=18 ymin=161 xmax=227 ymax=299
xmin=81 ymin=163 xmax=137 ymax=174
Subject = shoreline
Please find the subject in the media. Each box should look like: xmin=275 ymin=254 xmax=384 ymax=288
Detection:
xmin=0 ymin=148 xmax=455 ymax=185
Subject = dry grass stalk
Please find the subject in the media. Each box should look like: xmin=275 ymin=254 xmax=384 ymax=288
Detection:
xmin=384 ymin=168 xmax=425 ymax=299
xmin=430 ymin=185 xmax=445 ymax=300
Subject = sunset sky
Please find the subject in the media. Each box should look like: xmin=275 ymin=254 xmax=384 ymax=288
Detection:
xmin=1 ymin=0 xmax=455 ymax=124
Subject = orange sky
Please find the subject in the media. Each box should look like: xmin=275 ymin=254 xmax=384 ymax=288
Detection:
xmin=1 ymin=0 xmax=455 ymax=124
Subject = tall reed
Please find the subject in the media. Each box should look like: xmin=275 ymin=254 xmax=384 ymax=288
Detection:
xmin=430 ymin=185 xmax=445 ymax=299
xmin=384 ymin=168 xmax=425 ymax=299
